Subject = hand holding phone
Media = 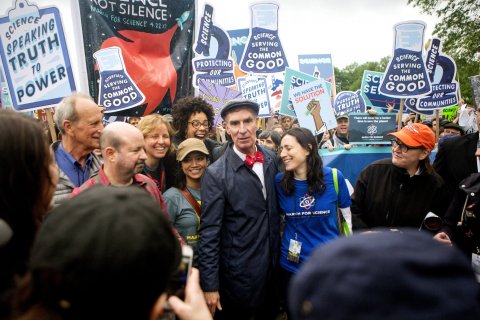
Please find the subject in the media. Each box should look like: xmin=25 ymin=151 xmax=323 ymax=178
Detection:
xmin=177 ymin=245 xmax=193 ymax=299
xmin=168 ymin=268 xmax=213 ymax=320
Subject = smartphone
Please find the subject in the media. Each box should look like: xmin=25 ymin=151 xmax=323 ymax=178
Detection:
xmin=177 ymin=245 xmax=193 ymax=298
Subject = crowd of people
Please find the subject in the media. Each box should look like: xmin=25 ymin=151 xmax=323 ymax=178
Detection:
xmin=1 ymin=94 xmax=480 ymax=320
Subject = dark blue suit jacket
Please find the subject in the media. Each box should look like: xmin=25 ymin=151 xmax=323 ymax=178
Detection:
xmin=198 ymin=143 xmax=280 ymax=307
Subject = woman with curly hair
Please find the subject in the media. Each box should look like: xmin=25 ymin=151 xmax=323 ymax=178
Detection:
xmin=171 ymin=96 xmax=220 ymax=163
xmin=137 ymin=114 xmax=177 ymax=193
xmin=275 ymin=127 xmax=351 ymax=316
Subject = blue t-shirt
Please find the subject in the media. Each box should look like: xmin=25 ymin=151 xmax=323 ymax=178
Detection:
xmin=275 ymin=167 xmax=351 ymax=273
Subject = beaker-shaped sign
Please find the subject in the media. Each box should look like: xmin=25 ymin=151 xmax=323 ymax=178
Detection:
xmin=379 ymin=21 xmax=431 ymax=98
xmin=94 ymin=47 xmax=145 ymax=113
xmin=240 ymin=3 xmax=288 ymax=73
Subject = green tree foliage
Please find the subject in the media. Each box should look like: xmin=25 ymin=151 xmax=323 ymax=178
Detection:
xmin=407 ymin=0 xmax=480 ymax=104
xmin=334 ymin=57 xmax=389 ymax=92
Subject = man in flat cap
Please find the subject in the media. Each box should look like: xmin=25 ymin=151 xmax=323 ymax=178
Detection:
xmin=199 ymin=99 xmax=280 ymax=319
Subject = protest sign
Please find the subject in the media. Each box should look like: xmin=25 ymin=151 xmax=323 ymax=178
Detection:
xmin=442 ymin=106 xmax=458 ymax=121
xmin=349 ymin=113 xmax=397 ymax=144
xmin=78 ymin=0 xmax=194 ymax=115
xmin=416 ymin=38 xmax=458 ymax=110
xmin=361 ymin=70 xmax=401 ymax=111
xmin=281 ymin=68 xmax=330 ymax=117
xmin=239 ymin=3 xmax=288 ymax=74
xmin=193 ymin=4 xmax=235 ymax=88
xmin=238 ymin=76 xmax=271 ymax=117
xmin=333 ymin=91 xmax=365 ymax=114
xmin=267 ymin=73 xmax=284 ymax=113
xmin=289 ymin=78 xmax=336 ymax=135
xmin=298 ymin=53 xmax=336 ymax=100
xmin=198 ymin=79 xmax=242 ymax=127
xmin=470 ymin=75 xmax=480 ymax=108
xmin=0 ymin=0 xmax=76 ymax=111
xmin=227 ymin=28 xmax=249 ymax=65
xmin=379 ymin=21 xmax=432 ymax=98
xmin=298 ymin=54 xmax=335 ymax=83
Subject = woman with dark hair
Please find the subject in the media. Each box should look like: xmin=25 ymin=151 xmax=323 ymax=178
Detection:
xmin=171 ymin=96 xmax=219 ymax=163
xmin=0 ymin=110 xmax=58 ymax=319
xmin=137 ymin=114 xmax=177 ymax=193
xmin=163 ymin=138 xmax=209 ymax=263
xmin=351 ymin=123 xmax=449 ymax=230
xmin=275 ymin=127 xmax=351 ymax=315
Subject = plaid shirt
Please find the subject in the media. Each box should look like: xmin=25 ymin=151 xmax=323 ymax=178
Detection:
xmin=71 ymin=165 xmax=166 ymax=210
xmin=71 ymin=166 xmax=185 ymax=244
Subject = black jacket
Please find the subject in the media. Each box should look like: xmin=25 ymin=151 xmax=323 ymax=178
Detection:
xmin=198 ymin=143 xmax=280 ymax=307
xmin=434 ymin=132 xmax=478 ymax=199
xmin=440 ymin=173 xmax=480 ymax=256
xmin=352 ymin=158 xmax=449 ymax=230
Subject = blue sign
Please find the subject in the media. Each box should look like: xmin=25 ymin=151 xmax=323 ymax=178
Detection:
xmin=349 ymin=113 xmax=397 ymax=144
xmin=298 ymin=54 xmax=335 ymax=82
xmin=380 ymin=21 xmax=432 ymax=98
xmin=193 ymin=4 xmax=235 ymax=87
xmin=404 ymin=98 xmax=434 ymax=116
xmin=361 ymin=70 xmax=401 ymax=111
xmin=227 ymin=29 xmax=249 ymax=66
xmin=416 ymin=38 xmax=458 ymax=110
xmin=240 ymin=3 xmax=288 ymax=74
xmin=0 ymin=0 xmax=76 ymax=111
xmin=334 ymin=91 xmax=365 ymax=114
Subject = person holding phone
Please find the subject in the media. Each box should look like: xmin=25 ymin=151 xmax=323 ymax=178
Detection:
xmin=13 ymin=186 xmax=212 ymax=320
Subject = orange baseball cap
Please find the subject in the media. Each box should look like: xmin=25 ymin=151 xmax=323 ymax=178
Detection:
xmin=388 ymin=123 xmax=435 ymax=151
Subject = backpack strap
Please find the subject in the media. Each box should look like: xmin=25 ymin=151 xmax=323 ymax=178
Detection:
xmin=333 ymin=168 xmax=339 ymax=195
xmin=332 ymin=168 xmax=351 ymax=236
xmin=178 ymin=188 xmax=202 ymax=219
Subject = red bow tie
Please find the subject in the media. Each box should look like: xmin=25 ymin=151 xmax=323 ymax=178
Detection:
xmin=245 ymin=151 xmax=264 ymax=167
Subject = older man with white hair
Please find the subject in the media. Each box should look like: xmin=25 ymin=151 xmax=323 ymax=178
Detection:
xmin=52 ymin=93 xmax=104 ymax=205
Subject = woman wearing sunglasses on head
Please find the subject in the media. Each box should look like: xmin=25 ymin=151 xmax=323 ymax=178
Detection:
xmin=351 ymin=123 xmax=449 ymax=231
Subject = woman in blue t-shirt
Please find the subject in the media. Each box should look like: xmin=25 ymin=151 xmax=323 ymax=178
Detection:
xmin=276 ymin=127 xmax=351 ymax=315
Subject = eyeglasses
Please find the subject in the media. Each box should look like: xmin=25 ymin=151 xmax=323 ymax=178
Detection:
xmin=188 ymin=120 xmax=210 ymax=129
xmin=390 ymin=139 xmax=424 ymax=153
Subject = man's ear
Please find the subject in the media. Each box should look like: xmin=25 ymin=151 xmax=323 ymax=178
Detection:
xmin=104 ymin=147 xmax=115 ymax=161
xmin=63 ymin=120 xmax=72 ymax=135
xmin=149 ymin=293 xmax=168 ymax=320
